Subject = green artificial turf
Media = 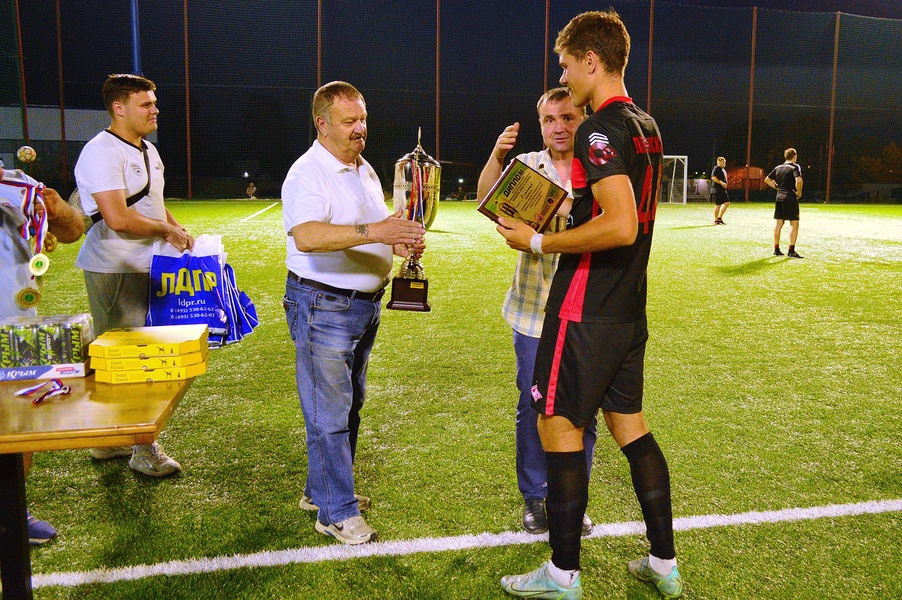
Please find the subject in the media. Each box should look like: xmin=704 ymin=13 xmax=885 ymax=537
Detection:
xmin=25 ymin=200 xmax=902 ymax=599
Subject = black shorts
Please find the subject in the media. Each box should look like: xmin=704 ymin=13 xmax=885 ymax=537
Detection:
xmin=774 ymin=197 xmax=799 ymax=221
xmin=531 ymin=313 xmax=648 ymax=427
xmin=713 ymin=189 xmax=730 ymax=205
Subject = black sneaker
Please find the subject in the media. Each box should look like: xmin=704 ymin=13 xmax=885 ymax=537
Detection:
xmin=774 ymin=248 xmax=784 ymax=256
xmin=787 ymin=250 xmax=804 ymax=258
xmin=522 ymin=498 xmax=547 ymax=534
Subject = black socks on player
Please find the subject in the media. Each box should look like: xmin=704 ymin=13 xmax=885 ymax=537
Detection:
xmin=621 ymin=432 xmax=676 ymax=560
xmin=546 ymin=450 xmax=588 ymax=571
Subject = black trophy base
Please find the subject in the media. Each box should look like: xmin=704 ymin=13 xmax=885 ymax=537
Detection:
xmin=386 ymin=277 xmax=431 ymax=312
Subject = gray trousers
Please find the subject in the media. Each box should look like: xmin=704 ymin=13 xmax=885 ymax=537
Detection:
xmin=83 ymin=271 xmax=149 ymax=336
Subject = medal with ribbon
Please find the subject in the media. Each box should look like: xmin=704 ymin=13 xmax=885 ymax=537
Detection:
xmin=19 ymin=181 xmax=50 ymax=276
xmin=14 ymin=379 xmax=71 ymax=405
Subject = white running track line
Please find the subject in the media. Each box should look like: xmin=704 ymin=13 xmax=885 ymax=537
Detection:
xmin=33 ymin=498 xmax=902 ymax=588
xmin=239 ymin=202 xmax=278 ymax=222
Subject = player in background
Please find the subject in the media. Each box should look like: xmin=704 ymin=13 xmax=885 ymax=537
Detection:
xmin=765 ymin=148 xmax=804 ymax=258
xmin=495 ymin=10 xmax=681 ymax=599
xmin=711 ymin=156 xmax=730 ymax=224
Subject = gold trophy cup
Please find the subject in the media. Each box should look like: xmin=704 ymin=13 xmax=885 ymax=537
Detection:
xmin=386 ymin=130 xmax=440 ymax=312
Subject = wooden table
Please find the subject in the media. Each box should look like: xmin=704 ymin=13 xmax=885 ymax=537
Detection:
xmin=0 ymin=374 xmax=194 ymax=600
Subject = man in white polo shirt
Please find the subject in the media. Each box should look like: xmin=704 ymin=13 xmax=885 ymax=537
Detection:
xmin=282 ymin=81 xmax=425 ymax=545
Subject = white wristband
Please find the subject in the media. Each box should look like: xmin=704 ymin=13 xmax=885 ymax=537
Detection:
xmin=530 ymin=233 xmax=545 ymax=255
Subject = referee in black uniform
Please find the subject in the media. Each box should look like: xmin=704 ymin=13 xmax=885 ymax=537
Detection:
xmin=765 ymin=148 xmax=804 ymax=258
xmin=711 ymin=156 xmax=730 ymax=224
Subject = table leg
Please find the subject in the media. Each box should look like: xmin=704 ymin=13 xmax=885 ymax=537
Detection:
xmin=0 ymin=453 xmax=32 ymax=600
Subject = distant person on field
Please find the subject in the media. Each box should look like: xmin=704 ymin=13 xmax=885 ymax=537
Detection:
xmin=1 ymin=157 xmax=84 ymax=544
xmin=765 ymin=148 xmax=804 ymax=258
xmin=75 ymin=74 xmax=194 ymax=476
xmin=711 ymin=156 xmax=730 ymax=225
xmin=282 ymin=81 xmax=425 ymax=545
xmin=246 ymin=181 xmax=257 ymax=200
xmin=477 ymin=87 xmax=597 ymax=538
xmin=495 ymin=10 xmax=682 ymax=599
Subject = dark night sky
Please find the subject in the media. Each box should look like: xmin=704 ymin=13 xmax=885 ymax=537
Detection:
xmin=6 ymin=0 xmax=901 ymax=194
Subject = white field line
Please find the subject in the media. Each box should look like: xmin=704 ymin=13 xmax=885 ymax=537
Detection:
xmin=239 ymin=202 xmax=279 ymax=223
xmin=33 ymin=498 xmax=902 ymax=588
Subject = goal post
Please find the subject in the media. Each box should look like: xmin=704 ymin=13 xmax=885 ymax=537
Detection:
xmin=661 ymin=155 xmax=688 ymax=205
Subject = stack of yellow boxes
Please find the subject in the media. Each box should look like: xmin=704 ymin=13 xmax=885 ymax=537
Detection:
xmin=89 ymin=324 xmax=209 ymax=384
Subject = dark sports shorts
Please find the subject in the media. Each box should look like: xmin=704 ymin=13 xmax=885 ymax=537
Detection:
xmin=531 ymin=313 xmax=648 ymax=427
xmin=713 ymin=188 xmax=730 ymax=205
xmin=774 ymin=196 xmax=800 ymax=221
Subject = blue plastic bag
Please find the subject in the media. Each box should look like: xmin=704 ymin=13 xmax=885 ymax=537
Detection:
xmin=145 ymin=235 xmax=229 ymax=335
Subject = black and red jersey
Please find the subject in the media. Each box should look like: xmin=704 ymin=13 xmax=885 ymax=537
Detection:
xmin=767 ymin=161 xmax=802 ymax=201
xmin=545 ymin=97 xmax=663 ymax=324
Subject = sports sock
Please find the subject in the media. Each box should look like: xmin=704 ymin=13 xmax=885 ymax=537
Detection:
xmin=774 ymin=244 xmax=780 ymax=250
xmin=547 ymin=559 xmax=579 ymax=588
xmin=546 ymin=450 xmax=588 ymax=571
xmin=649 ymin=554 xmax=677 ymax=576
xmin=788 ymin=245 xmax=795 ymax=252
xmin=622 ymin=432 xmax=675 ymax=560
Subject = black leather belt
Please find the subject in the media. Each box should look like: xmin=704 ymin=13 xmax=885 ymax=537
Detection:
xmin=288 ymin=272 xmax=385 ymax=301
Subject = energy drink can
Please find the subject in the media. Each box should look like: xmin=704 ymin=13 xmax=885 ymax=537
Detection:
xmin=37 ymin=321 xmax=63 ymax=365
xmin=13 ymin=325 xmax=38 ymax=367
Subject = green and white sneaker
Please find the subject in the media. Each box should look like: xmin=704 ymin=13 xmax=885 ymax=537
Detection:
xmin=501 ymin=562 xmax=582 ymax=599
xmin=628 ymin=557 xmax=683 ymax=599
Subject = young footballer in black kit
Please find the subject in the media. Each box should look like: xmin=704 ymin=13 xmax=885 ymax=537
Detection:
xmin=495 ymin=10 xmax=681 ymax=599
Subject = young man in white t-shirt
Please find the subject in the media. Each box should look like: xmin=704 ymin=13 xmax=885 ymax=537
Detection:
xmin=75 ymin=74 xmax=194 ymax=477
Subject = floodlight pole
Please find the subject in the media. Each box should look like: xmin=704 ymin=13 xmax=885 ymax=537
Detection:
xmin=544 ymin=0 xmax=550 ymax=91
xmin=825 ymin=12 xmax=840 ymax=204
xmin=744 ymin=7 xmax=757 ymax=203
xmin=13 ymin=0 xmax=29 ymax=145
xmin=435 ymin=0 xmax=441 ymax=160
xmin=56 ymin=0 xmax=70 ymax=193
xmin=130 ymin=0 xmax=141 ymax=74
xmin=647 ymin=0 xmax=654 ymax=114
xmin=184 ymin=0 xmax=193 ymax=199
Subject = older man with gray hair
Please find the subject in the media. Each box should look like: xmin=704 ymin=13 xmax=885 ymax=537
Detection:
xmin=282 ymin=81 xmax=425 ymax=545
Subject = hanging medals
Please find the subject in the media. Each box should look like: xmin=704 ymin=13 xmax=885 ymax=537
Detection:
xmin=15 ymin=287 xmax=41 ymax=309
xmin=43 ymin=231 xmax=58 ymax=253
xmin=17 ymin=180 xmax=51 ymax=306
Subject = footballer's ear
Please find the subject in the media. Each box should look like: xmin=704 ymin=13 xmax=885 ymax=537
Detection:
xmin=584 ymin=51 xmax=598 ymax=74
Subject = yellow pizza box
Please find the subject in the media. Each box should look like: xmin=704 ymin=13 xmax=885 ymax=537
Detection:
xmin=89 ymin=325 xmax=208 ymax=359
xmin=90 ymin=350 xmax=207 ymax=372
xmin=94 ymin=361 xmax=207 ymax=384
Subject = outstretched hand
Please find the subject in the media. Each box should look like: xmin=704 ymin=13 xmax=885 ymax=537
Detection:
xmin=491 ymin=122 xmax=520 ymax=163
xmin=375 ymin=208 xmax=426 ymax=246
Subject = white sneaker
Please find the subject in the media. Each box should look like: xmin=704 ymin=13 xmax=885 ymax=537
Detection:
xmin=90 ymin=446 xmax=133 ymax=460
xmin=128 ymin=442 xmax=181 ymax=477
xmin=315 ymin=515 xmax=377 ymax=545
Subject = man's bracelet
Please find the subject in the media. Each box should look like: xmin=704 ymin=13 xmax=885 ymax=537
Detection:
xmin=530 ymin=233 xmax=545 ymax=255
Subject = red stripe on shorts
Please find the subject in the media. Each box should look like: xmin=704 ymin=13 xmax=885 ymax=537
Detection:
xmin=544 ymin=317 xmax=570 ymax=415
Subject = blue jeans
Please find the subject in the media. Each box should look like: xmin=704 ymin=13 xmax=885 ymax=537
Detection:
xmin=283 ymin=276 xmax=380 ymax=525
xmin=514 ymin=330 xmax=597 ymax=501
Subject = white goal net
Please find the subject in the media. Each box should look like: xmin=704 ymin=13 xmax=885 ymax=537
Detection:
xmin=661 ymin=155 xmax=688 ymax=205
